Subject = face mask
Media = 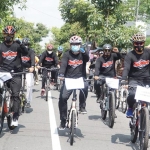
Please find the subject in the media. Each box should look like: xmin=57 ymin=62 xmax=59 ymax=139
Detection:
xmin=134 ymin=45 xmax=144 ymax=52
xmin=5 ymin=36 xmax=13 ymax=43
xmin=71 ymin=45 xmax=80 ymax=52
xmin=47 ymin=51 xmax=52 ymax=54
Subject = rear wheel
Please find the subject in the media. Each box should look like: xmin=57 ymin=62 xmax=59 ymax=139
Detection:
xmin=139 ymin=107 xmax=149 ymax=150
xmin=121 ymin=90 xmax=128 ymax=113
xmin=108 ymin=91 xmax=115 ymax=128
xmin=0 ymin=95 xmax=4 ymax=134
xmin=70 ymin=110 xmax=75 ymax=146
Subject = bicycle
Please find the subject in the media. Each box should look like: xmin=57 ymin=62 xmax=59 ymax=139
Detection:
xmin=99 ymin=77 xmax=118 ymax=128
xmin=128 ymin=84 xmax=150 ymax=150
xmin=0 ymin=71 xmax=27 ymax=133
xmin=41 ymin=67 xmax=59 ymax=101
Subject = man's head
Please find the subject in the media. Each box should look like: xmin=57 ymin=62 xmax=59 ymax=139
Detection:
xmin=22 ymin=38 xmax=30 ymax=48
xmin=69 ymin=35 xmax=82 ymax=55
xmin=57 ymin=46 xmax=63 ymax=54
xmin=131 ymin=33 xmax=146 ymax=53
xmin=3 ymin=26 xmax=16 ymax=44
xmin=46 ymin=44 xmax=54 ymax=54
xmin=103 ymin=44 xmax=112 ymax=57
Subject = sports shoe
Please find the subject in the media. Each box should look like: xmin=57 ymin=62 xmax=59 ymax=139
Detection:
xmin=126 ymin=108 xmax=133 ymax=118
xmin=11 ymin=119 xmax=18 ymax=127
xmin=26 ymin=102 xmax=31 ymax=108
xmin=41 ymin=89 xmax=45 ymax=96
xmin=59 ymin=120 xmax=66 ymax=129
xmin=35 ymin=81 xmax=39 ymax=85
xmin=79 ymin=107 xmax=87 ymax=114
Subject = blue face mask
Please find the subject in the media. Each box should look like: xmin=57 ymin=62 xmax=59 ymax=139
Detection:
xmin=71 ymin=45 xmax=80 ymax=52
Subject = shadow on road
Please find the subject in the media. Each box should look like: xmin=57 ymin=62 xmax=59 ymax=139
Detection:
xmin=11 ymin=124 xmax=26 ymax=134
xmin=88 ymin=115 xmax=101 ymax=120
xmin=111 ymin=134 xmax=140 ymax=150
xmin=33 ymin=89 xmax=40 ymax=93
xmin=25 ymin=108 xmax=33 ymax=113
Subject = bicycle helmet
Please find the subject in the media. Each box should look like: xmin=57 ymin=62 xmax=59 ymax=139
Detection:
xmin=57 ymin=46 xmax=63 ymax=52
xmin=69 ymin=35 xmax=82 ymax=44
xmin=3 ymin=26 xmax=16 ymax=34
xmin=131 ymin=33 xmax=146 ymax=42
xmin=103 ymin=44 xmax=112 ymax=50
xmin=120 ymin=48 xmax=127 ymax=54
xmin=22 ymin=38 xmax=30 ymax=45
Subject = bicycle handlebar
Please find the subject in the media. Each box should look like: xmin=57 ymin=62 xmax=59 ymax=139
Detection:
xmin=40 ymin=67 xmax=59 ymax=71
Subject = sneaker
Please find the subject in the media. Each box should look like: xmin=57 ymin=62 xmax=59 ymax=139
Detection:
xmin=11 ymin=119 xmax=18 ymax=127
xmin=41 ymin=89 xmax=45 ymax=96
xmin=59 ymin=120 xmax=66 ymax=129
xmin=79 ymin=107 xmax=87 ymax=114
xmin=126 ymin=108 xmax=133 ymax=118
xmin=26 ymin=102 xmax=31 ymax=108
xmin=35 ymin=81 xmax=39 ymax=85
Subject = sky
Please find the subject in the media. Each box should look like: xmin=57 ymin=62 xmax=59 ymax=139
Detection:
xmin=14 ymin=0 xmax=64 ymax=47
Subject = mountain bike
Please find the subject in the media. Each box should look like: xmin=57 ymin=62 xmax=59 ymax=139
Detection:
xmin=99 ymin=77 xmax=118 ymax=128
xmin=127 ymin=84 xmax=150 ymax=150
xmin=0 ymin=71 xmax=27 ymax=133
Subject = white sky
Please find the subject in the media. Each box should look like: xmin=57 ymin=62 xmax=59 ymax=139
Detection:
xmin=14 ymin=0 xmax=64 ymax=47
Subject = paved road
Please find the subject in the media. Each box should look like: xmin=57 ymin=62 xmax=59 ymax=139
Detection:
xmin=0 ymin=82 xmax=149 ymax=150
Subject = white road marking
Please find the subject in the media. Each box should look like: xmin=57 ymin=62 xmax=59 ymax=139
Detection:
xmin=48 ymin=91 xmax=61 ymax=150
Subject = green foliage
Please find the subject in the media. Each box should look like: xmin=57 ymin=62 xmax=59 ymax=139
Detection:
xmin=145 ymin=36 xmax=150 ymax=46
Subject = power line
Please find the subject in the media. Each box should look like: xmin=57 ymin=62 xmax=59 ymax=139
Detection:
xmin=27 ymin=5 xmax=62 ymax=21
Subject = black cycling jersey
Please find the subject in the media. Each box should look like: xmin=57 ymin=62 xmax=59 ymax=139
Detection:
xmin=94 ymin=52 xmax=121 ymax=77
xmin=122 ymin=49 xmax=150 ymax=80
xmin=0 ymin=41 xmax=28 ymax=72
xmin=21 ymin=48 xmax=35 ymax=68
xmin=38 ymin=51 xmax=58 ymax=68
xmin=59 ymin=50 xmax=89 ymax=78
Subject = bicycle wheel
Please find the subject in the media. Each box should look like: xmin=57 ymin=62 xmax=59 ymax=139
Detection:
xmin=115 ymin=90 xmax=120 ymax=109
xmin=121 ymin=90 xmax=128 ymax=113
xmin=70 ymin=110 xmax=75 ymax=146
xmin=90 ymin=86 xmax=93 ymax=92
xmin=108 ymin=91 xmax=115 ymax=128
xmin=139 ymin=107 xmax=149 ymax=150
xmin=0 ymin=95 xmax=4 ymax=134
xmin=131 ymin=117 xmax=138 ymax=143
xmin=45 ymin=80 xmax=49 ymax=101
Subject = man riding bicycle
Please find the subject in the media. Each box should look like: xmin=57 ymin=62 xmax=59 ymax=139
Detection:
xmin=21 ymin=38 xmax=35 ymax=108
xmin=0 ymin=26 xmax=28 ymax=126
xmin=58 ymin=35 xmax=89 ymax=128
xmin=122 ymin=33 xmax=150 ymax=118
xmin=38 ymin=44 xmax=59 ymax=96
xmin=94 ymin=44 xmax=121 ymax=103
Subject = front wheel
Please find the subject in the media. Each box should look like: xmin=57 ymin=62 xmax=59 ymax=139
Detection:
xmin=139 ymin=107 xmax=149 ymax=150
xmin=108 ymin=91 xmax=115 ymax=128
xmin=45 ymin=80 xmax=49 ymax=101
xmin=0 ymin=95 xmax=4 ymax=134
xmin=70 ymin=110 xmax=75 ymax=146
xmin=7 ymin=115 xmax=16 ymax=130
xmin=121 ymin=90 xmax=128 ymax=113
xmin=115 ymin=90 xmax=120 ymax=109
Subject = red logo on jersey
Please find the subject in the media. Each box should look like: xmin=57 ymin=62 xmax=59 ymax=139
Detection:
xmin=68 ymin=59 xmax=83 ymax=68
xmin=102 ymin=61 xmax=113 ymax=68
xmin=45 ymin=57 xmax=53 ymax=62
xmin=21 ymin=56 xmax=31 ymax=63
xmin=2 ymin=51 xmax=17 ymax=60
xmin=133 ymin=59 xmax=149 ymax=69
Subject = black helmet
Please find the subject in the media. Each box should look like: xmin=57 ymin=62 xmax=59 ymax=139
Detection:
xmin=3 ymin=26 xmax=16 ymax=35
xmin=22 ymin=38 xmax=30 ymax=45
xmin=103 ymin=44 xmax=112 ymax=50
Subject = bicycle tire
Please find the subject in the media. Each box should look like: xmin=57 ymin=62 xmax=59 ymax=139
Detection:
xmin=139 ymin=107 xmax=149 ymax=150
xmin=0 ymin=95 xmax=4 ymax=134
xmin=45 ymin=79 xmax=49 ymax=101
xmin=131 ymin=118 xmax=138 ymax=143
xmin=7 ymin=116 xmax=16 ymax=130
xmin=115 ymin=90 xmax=120 ymax=109
xmin=90 ymin=86 xmax=93 ymax=92
xmin=108 ymin=91 xmax=115 ymax=128
xmin=121 ymin=90 xmax=128 ymax=113
xmin=70 ymin=110 xmax=75 ymax=146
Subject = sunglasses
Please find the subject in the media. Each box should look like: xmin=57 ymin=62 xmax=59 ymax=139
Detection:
xmin=104 ymin=49 xmax=111 ymax=52
xmin=134 ymin=42 xmax=144 ymax=46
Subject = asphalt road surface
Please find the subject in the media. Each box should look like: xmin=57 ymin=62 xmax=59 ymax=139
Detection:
xmin=0 ymin=82 xmax=149 ymax=150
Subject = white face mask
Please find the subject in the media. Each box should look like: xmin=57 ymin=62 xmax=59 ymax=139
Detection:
xmin=47 ymin=51 xmax=52 ymax=54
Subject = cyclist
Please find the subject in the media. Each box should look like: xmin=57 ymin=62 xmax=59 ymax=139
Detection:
xmin=58 ymin=35 xmax=89 ymax=128
xmin=0 ymin=26 xmax=28 ymax=126
xmin=121 ymin=33 xmax=150 ymax=117
xmin=21 ymin=38 xmax=35 ymax=108
xmin=94 ymin=44 xmax=121 ymax=103
xmin=38 ymin=44 xmax=59 ymax=96
xmin=115 ymin=49 xmax=127 ymax=77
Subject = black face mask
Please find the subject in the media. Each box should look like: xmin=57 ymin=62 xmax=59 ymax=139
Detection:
xmin=134 ymin=45 xmax=144 ymax=52
xmin=4 ymin=36 xmax=13 ymax=44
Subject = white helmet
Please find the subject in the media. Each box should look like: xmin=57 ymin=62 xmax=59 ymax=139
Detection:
xmin=69 ymin=35 xmax=82 ymax=44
